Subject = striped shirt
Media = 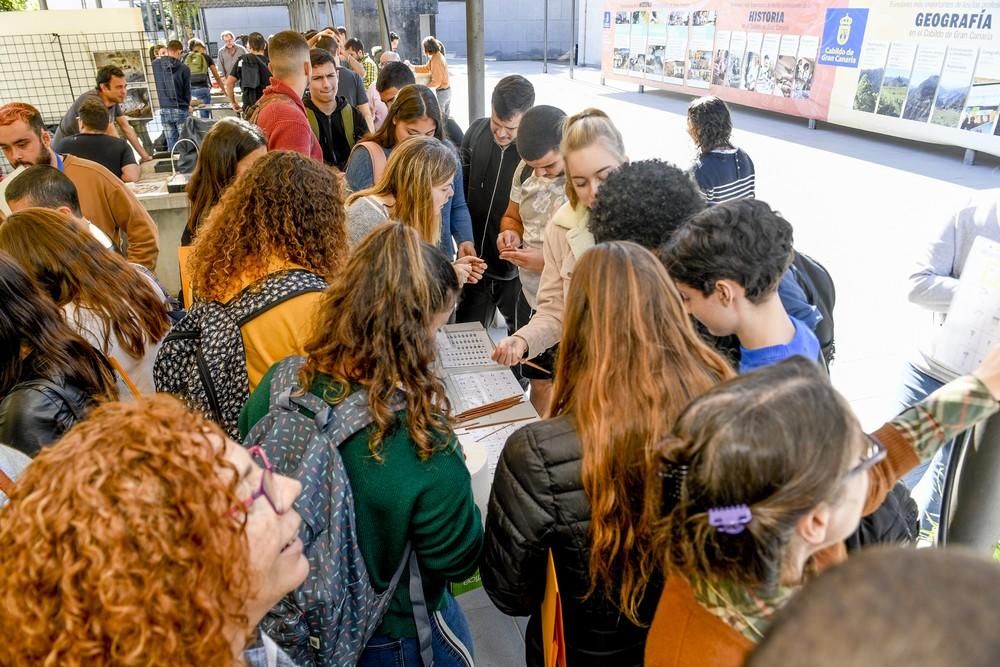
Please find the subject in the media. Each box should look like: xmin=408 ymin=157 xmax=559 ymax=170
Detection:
xmin=691 ymin=148 xmax=756 ymax=206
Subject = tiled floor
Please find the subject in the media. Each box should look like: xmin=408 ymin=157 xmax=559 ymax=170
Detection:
xmin=447 ymin=59 xmax=1000 ymax=665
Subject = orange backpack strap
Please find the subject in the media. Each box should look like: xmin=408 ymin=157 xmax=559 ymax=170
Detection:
xmin=0 ymin=468 xmax=14 ymax=498
xmin=359 ymin=141 xmax=388 ymax=183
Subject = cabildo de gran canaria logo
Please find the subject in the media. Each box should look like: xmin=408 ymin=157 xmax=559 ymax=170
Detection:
xmin=837 ymin=14 xmax=853 ymax=46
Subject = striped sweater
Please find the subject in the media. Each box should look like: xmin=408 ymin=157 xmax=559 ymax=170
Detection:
xmin=691 ymin=148 xmax=756 ymax=205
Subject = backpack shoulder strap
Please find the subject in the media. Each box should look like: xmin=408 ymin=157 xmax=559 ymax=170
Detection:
xmin=305 ymin=107 xmax=320 ymax=139
xmin=341 ymin=104 xmax=356 ymax=150
xmin=247 ymin=93 xmax=292 ymax=126
xmin=268 ymin=355 xmax=332 ymax=416
xmin=518 ymin=161 xmax=533 ymax=186
xmin=227 ymin=270 xmax=327 ymax=327
xmin=359 ymin=141 xmax=387 ymax=183
xmin=0 ymin=468 xmax=14 ymax=498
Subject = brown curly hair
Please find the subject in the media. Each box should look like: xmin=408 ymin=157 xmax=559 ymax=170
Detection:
xmin=189 ymin=150 xmax=348 ymax=302
xmin=302 ymin=223 xmax=459 ymax=460
xmin=0 ymin=394 xmax=252 ymax=666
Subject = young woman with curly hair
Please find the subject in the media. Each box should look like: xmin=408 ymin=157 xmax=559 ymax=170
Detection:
xmin=344 ymin=84 xmax=474 ymax=261
xmin=183 ymin=116 xmax=267 ymax=245
xmin=186 ymin=150 xmax=349 ymax=389
xmin=0 ymin=252 xmax=116 ymax=457
xmin=0 ymin=393 xmax=308 ymax=666
xmin=481 ymin=241 xmax=733 ymax=667
xmin=240 ymin=223 xmax=483 ymax=667
xmin=0 ymin=208 xmax=170 ymax=396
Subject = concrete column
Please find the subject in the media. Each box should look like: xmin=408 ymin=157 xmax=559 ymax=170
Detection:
xmin=466 ymin=0 xmax=484 ymax=120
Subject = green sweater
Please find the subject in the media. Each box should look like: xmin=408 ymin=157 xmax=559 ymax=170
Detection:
xmin=239 ymin=365 xmax=484 ymax=639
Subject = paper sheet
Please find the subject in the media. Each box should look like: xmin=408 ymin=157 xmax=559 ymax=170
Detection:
xmin=459 ymin=421 xmax=534 ymax=477
xmin=436 ymin=328 xmax=496 ymax=368
xmin=451 ymin=370 xmax=526 ymax=413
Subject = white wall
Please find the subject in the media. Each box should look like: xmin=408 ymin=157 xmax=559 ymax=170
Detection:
xmin=202 ymin=6 xmax=291 ymax=46
xmin=434 ymin=0 xmax=604 ymax=65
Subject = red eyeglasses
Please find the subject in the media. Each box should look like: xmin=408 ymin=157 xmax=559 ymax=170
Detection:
xmin=228 ymin=446 xmax=290 ymax=516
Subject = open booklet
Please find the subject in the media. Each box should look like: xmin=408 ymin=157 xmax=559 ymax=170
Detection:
xmin=925 ymin=236 xmax=1000 ymax=381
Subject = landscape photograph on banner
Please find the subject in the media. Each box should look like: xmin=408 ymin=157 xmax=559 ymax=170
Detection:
xmin=875 ymin=42 xmax=917 ymax=118
xmin=959 ymin=48 xmax=1000 ymax=135
xmin=930 ymin=46 xmax=978 ymax=128
xmin=853 ymin=40 xmax=890 ymax=112
xmin=901 ymin=43 xmax=946 ymax=123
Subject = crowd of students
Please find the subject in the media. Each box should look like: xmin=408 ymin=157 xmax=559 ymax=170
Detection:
xmin=0 ymin=23 xmax=998 ymax=667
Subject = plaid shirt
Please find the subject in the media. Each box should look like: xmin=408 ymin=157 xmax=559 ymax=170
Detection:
xmin=243 ymin=632 xmax=298 ymax=667
xmin=361 ymin=55 xmax=378 ymax=89
xmin=693 ymin=373 xmax=999 ymax=642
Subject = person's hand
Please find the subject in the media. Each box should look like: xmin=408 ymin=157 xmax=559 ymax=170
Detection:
xmin=230 ymin=101 xmax=242 ymax=113
xmin=492 ymin=336 xmax=528 ymax=367
xmin=453 ymin=255 xmax=486 ymax=285
xmin=500 ymin=247 xmax=544 ymax=271
xmin=973 ymin=345 xmax=1000 ymax=401
xmin=497 ymin=229 xmax=522 ymax=254
xmin=457 ymin=241 xmax=477 ymax=259
xmin=139 ymin=154 xmax=153 ymax=163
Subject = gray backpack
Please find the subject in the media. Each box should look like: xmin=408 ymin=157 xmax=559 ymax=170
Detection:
xmin=246 ymin=356 xmax=435 ymax=666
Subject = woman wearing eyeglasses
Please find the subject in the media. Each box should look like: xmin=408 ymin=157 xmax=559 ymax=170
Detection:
xmin=0 ymin=394 xmax=307 ymax=666
xmin=643 ymin=352 xmax=1000 ymax=667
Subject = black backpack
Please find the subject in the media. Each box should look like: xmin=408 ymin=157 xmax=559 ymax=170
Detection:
xmin=153 ymin=270 xmax=327 ymax=438
xmin=239 ymin=54 xmax=270 ymax=107
xmin=845 ymin=481 xmax=920 ymax=551
xmin=789 ymin=251 xmax=836 ymax=366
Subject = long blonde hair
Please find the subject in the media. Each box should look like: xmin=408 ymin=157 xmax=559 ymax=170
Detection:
xmin=561 ymin=108 xmax=627 ymax=208
xmin=549 ymin=241 xmax=734 ymax=622
xmin=346 ymin=137 xmax=457 ymax=245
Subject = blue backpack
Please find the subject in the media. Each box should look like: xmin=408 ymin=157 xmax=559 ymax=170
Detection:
xmin=245 ymin=356 xmax=434 ymax=667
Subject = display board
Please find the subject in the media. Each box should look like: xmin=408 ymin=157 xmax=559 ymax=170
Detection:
xmin=602 ymin=1 xmax=1000 ymax=157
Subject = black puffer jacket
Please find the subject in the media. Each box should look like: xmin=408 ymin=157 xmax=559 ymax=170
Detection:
xmin=482 ymin=416 xmax=660 ymax=667
xmin=0 ymin=375 xmax=92 ymax=458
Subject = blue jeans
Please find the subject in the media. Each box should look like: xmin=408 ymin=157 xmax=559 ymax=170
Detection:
xmin=359 ymin=593 xmax=474 ymax=667
xmin=191 ymin=86 xmax=212 ymax=118
xmin=898 ymin=362 xmax=950 ymax=533
xmin=160 ymin=107 xmax=189 ymax=151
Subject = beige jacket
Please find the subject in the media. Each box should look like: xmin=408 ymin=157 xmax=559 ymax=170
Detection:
xmin=514 ymin=201 xmax=593 ymax=358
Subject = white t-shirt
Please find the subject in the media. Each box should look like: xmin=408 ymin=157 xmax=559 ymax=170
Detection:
xmin=62 ymin=268 xmax=166 ymax=399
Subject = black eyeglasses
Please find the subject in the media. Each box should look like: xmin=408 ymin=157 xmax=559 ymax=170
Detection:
xmin=849 ymin=436 xmax=887 ymax=477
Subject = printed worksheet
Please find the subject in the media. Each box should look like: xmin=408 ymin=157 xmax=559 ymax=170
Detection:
xmin=451 ymin=370 xmax=526 ymax=414
xmin=436 ymin=328 xmax=496 ymax=368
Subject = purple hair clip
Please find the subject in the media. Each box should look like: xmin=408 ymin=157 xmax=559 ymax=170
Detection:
xmin=708 ymin=505 xmax=752 ymax=535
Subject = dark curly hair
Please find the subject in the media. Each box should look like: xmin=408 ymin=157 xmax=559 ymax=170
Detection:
xmin=589 ymin=159 xmax=706 ymax=249
xmin=189 ymin=151 xmax=348 ymax=302
xmin=661 ymin=199 xmax=794 ymax=303
xmin=688 ymin=96 xmax=733 ymax=155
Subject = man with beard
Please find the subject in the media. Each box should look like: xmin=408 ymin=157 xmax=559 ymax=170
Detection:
xmin=0 ymin=102 xmax=158 ymax=269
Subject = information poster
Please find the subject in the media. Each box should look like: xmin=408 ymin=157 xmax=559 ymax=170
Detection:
xmin=602 ymin=0 xmax=1000 ymax=157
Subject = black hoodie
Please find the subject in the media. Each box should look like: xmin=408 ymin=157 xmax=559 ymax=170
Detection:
xmin=461 ymin=117 xmax=520 ymax=281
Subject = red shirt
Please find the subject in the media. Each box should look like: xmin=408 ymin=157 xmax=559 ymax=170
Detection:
xmin=256 ymin=78 xmax=323 ymax=161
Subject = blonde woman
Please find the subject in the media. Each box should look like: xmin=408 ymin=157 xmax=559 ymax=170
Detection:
xmin=491 ymin=109 xmax=628 ymax=389
xmin=346 ymin=136 xmax=485 ymax=285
